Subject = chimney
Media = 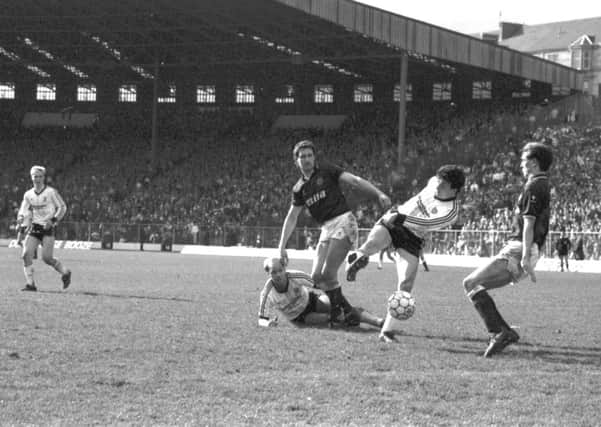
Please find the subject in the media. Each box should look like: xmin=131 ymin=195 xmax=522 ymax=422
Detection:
xmin=499 ymin=22 xmax=524 ymax=40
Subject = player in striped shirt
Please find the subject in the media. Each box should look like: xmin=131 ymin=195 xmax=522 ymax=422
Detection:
xmin=258 ymin=258 xmax=383 ymax=328
xmin=345 ymin=164 xmax=466 ymax=342
xmin=16 ymin=165 xmax=72 ymax=291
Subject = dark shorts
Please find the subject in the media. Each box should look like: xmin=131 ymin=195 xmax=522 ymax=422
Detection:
xmin=377 ymin=219 xmax=423 ymax=258
xmin=292 ymin=291 xmax=319 ymax=323
xmin=28 ymin=223 xmax=54 ymax=241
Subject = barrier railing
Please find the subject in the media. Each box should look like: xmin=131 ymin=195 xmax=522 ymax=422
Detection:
xmin=1 ymin=219 xmax=600 ymax=260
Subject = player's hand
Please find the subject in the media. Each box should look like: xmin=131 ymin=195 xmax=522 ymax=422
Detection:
xmin=378 ymin=193 xmax=392 ymax=210
xmin=258 ymin=317 xmax=277 ymax=327
xmin=43 ymin=222 xmax=54 ymax=231
xmin=16 ymin=231 xmax=24 ymax=247
xmin=521 ymin=257 xmax=537 ymax=283
xmin=279 ymin=249 xmax=289 ymax=267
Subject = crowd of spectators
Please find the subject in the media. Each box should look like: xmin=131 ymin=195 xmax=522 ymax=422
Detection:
xmin=1 ymin=98 xmax=600 ymax=258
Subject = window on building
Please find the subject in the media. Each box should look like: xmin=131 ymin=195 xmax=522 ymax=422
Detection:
xmin=36 ymin=83 xmax=56 ymax=101
xmin=582 ymin=50 xmax=591 ymax=70
xmin=275 ymin=84 xmax=295 ymax=104
xmin=157 ymin=83 xmax=176 ymax=103
xmin=393 ymin=83 xmax=412 ymax=102
xmin=236 ymin=85 xmax=255 ymax=104
xmin=0 ymin=82 xmax=15 ymax=99
xmin=432 ymin=82 xmax=452 ymax=101
xmin=472 ymin=81 xmax=492 ymax=99
xmin=512 ymin=79 xmax=531 ymax=98
xmin=118 ymin=84 xmax=137 ymax=103
xmin=77 ymin=84 xmax=97 ymax=102
xmin=353 ymin=84 xmax=373 ymax=103
xmin=314 ymin=84 xmax=334 ymax=103
xmin=197 ymin=85 xmax=216 ymax=103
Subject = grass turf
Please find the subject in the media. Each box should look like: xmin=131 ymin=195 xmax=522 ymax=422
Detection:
xmin=1 ymin=248 xmax=600 ymax=426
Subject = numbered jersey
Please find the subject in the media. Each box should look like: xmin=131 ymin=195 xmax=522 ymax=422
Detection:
xmin=18 ymin=186 xmax=67 ymax=227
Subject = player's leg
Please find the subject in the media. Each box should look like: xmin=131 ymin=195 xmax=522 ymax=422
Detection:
xmin=311 ymin=240 xmax=343 ymax=324
xmin=41 ymin=235 xmax=71 ymax=289
xmin=379 ymin=250 xmax=419 ymax=341
xmin=463 ymin=256 xmax=518 ymax=357
xmin=21 ymin=235 xmax=39 ymax=291
xmin=321 ymin=237 xmax=355 ymax=324
xmin=346 ymin=225 xmax=392 ymax=281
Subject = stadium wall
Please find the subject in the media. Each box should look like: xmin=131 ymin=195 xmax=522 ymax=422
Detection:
xmin=2 ymin=239 xmax=600 ymax=274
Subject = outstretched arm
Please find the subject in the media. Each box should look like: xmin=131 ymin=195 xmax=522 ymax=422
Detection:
xmin=278 ymin=205 xmax=303 ymax=264
xmin=339 ymin=172 xmax=391 ymax=209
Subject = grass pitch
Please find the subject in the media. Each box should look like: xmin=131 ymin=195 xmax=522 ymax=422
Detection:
xmin=1 ymin=248 xmax=600 ymax=426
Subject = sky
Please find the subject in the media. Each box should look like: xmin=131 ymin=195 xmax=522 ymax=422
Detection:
xmin=356 ymin=0 xmax=601 ymax=35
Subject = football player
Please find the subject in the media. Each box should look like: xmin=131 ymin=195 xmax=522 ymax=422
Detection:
xmin=258 ymin=258 xmax=383 ymax=328
xmin=345 ymin=165 xmax=466 ymax=342
xmin=463 ymin=142 xmax=552 ymax=357
xmin=277 ymin=140 xmax=391 ymax=326
xmin=16 ymin=165 xmax=71 ymax=291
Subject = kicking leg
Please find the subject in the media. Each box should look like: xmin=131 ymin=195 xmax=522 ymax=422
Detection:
xmin=346 ymin=225 xmax=392 ymax=281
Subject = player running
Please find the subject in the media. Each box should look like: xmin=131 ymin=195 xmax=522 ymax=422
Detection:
xmin=16 ymin=165 xmax=72 ymax=291
xmin=258 ymin=258 xmax=383 ymax=328
xmin=345 ymin=165 xmax=465 ymax=342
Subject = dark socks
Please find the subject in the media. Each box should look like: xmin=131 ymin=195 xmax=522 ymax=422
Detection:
xmin=471 ymin=290 xmax=510 ymax=334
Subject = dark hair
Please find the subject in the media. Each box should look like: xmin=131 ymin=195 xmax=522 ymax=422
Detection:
xmin=436 ymin=164 xmax=466 ymax=191
xmin=293 ymin=140 xmax=315 ymax=159
xmin=523 ymin=142 xmax=553 ymax=172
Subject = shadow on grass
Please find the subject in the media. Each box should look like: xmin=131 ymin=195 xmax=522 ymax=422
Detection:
xmin=419 ymin=332 xmax=601 ymax=366
xmin=38 ymin=289 xmax=194 ymax=302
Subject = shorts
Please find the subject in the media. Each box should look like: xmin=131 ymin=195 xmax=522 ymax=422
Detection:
xmin=495 ymin=240 xmax=540 ymax=283
xmin=28 ymin=223 xmax=54 ymax=241
xmin=291 ymin=291 xmax=319 ymax=323
xmin=377 ymin=218 xmax=423 ymax=258
xmin=318 ymin=212 xmax=358 ymax=245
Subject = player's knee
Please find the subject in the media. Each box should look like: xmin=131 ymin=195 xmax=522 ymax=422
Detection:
xmin=22 ymin=252 xmax=32 ymax=264
xmin=42 ymin=255 xmax=55 ymax=265
xmin=462 ymin=275 xmax=479 ymax=294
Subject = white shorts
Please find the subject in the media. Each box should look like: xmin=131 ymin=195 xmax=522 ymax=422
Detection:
xmin=495 ymin=240 xmax=540 ymax=283
xmin=318 ymin=212 xmax=358 ymax=245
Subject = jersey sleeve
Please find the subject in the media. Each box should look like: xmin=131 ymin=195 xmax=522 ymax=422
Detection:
xmin=17 ymin=194 xmax=31 ymax=222
xmin=49 ymin=188 xmax=67 ymax=220
xmin=520 ymin=182 xmax=544 ymax=218
xmin=403 ymin=200 xmax=459 ymax=231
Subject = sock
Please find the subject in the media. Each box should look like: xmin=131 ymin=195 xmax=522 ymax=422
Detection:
xmin=24 ymin=265 xmax=34 ymax=285
xmin=470 ymin=290 xmax=510 ymax=334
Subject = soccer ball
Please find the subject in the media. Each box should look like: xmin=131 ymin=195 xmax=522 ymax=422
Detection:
xmin=387 ymin=291 xmax=415 ymax=320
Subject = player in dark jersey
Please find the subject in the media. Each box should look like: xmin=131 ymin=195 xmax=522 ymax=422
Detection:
xmin=278 ymin=140 xmax=391 ymax=326
xmin=463 ymin=142 xmax=553 ymax=357
xmin=555 ymin=231 xmax=571 ymax=272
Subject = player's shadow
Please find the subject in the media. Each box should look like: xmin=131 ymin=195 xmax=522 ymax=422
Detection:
xmin=38 ymin=289 xmax=194 ymax=303
xmin=425 ymin=333 xmax=601 ymax=366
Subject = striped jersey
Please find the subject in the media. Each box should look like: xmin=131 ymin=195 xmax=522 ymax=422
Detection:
xmin=258 ymin=270 xmax=315 ymax=320
xmin=18 ymin=186 xmax=67 ymax=227
xmin=395 ymin=177 xmax=459 ymax=238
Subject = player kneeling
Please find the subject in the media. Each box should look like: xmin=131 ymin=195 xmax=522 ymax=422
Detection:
xmin=258 ymin=257 xmax=383 ymax=328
